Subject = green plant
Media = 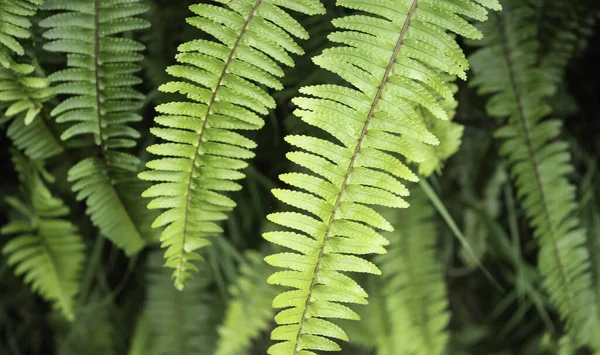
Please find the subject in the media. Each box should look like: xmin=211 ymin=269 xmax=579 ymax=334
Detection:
xmin=1 ymin=0 xmax=599 ymax=354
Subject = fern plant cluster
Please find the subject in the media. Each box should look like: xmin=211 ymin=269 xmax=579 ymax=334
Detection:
xmin=1 ymin=0 xmax=600 ymax=354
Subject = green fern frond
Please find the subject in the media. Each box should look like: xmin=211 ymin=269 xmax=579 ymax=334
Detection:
xmin=470 ymin=0 xmax=597 ymax=348
xmin=1 ymin=151 xmax=85 ymax=321
xmin=216 ymin=251 xmax=279 ymax=355
xmin=39 ymin=0 xmax=152 ymax=255
xmin=377 ymin=190 xmax=450 ymax=355
xmin=0 ymin=0 xmax=43 ymax=69
xmin=263 ymin=1 xmax=498 ymax=353
xmin=139 ymin=0 xmax=326 ymax=290
xmin=0 ymin=63 xmax=63 ymax=159
xmin=144 ymin=252 xmax=223 ymax=355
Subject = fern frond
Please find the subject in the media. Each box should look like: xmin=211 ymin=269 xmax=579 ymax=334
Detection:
xmin=263 ymin=1 xmax=498 ymax=353
xmin=39 ymin=0 xmax=152 ymax=255
xmin=144 ymin=252 xmax=223 ymax=355
xmin=139 ymin=0 xmax=326 ymax=290
xmin=216 ymin=251 xmax=279 ymax=355
xmin=0 ymin=63 xmax=63 ymax=159
xmin=0 ymin=0 xmax=43 ymax=69
xmin=377 ymin=189 xmax=450 ymax=355
xmin=1 ymin=151 xmax=84 ymax=321
xmin=470 ymin=0 xmax=597 ymax=348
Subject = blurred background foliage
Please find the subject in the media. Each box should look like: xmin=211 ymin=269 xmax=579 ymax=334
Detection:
xmin=1 ymin=0 xmax=600 ymax=354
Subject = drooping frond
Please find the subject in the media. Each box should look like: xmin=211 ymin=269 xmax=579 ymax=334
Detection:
xmin=376 ymin=189 xmax=450 ymax=355
xmin=263 ymin=1 xmax=499 ymax=354
xmin=470 ymin=0 xmax=597 ymax=349
xmin=0 ymin=63 xmax=62 ymax=159
xmin=0 ymin=0 xmax=43 ymax=69
xmin=216 ymin=251 xmax=279 ymax=355
xmin=144 ymin=252 xmax=223 ymax=355
xmin=1 ymin=151 xmax=85 ymax=321
xmin=139 ymin=0 xmax=326 ymax=290
xmin=39 ymin=0 xmax=152 ymax=255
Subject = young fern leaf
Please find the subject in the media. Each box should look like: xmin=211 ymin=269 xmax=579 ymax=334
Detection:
xmin=215 ymin=251 xmax=279 ymax=355
xmin=263 ymin=1 xmax=498 ymax=353
xmin=376 ymin=190 xmax=450 ymax=355
xmin=470 ymin=0 xmax=597 ymax=349
xmin=39 ymin=0 xmax=152 ymax=255
xmin=0 ymin=63 xmax=63 ymax=160
xmin=0 ymin=0 xmax=43 ymax=69
xmin=139 ymin=0 xmax=326 ymax=290
xmin=1 ymin=151 xmax=85 ymax=321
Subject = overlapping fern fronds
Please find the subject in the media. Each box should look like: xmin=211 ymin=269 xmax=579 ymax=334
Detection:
xmin=216 ymin=251 xmax=279 ymax=355
xmin=1 ymin=151 xmax=84 ymax=321
xmin=139 ymin=0 xmax=326 ymax=290
xmin=39 ymin=0 xmax=153 ymax=255
xmin=0 ymin=63 xmax=62 ymax=159
xmin=263 ymin=0 xmax=500 ymax=353
xmin=470 ymin=0 xmax=597 ymax=349
xmin=376 ymin=190 xmax=449 ymax=355
xmin=0 ymin=0 xmax=43 ymax=69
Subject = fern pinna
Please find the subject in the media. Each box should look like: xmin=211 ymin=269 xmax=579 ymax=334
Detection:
xmin=39 ymin=0 xmax=153 ymax=255
xmin=470 ymin=0 xmax=598 ymax=350
xmin=0 ymin=0 xmax=43 ymax=69
xmin=263 ymin=0 xmax=500 ymax=353
xmin=0 ymin=63 xmax=63 ymax=160
xmin=139 ymin=0 xmax=325 ymax=290
xmin=1 ymin=151 xmax=85 ymax=321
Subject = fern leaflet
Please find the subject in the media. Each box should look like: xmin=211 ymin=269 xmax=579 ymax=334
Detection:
xmin=1 ymin=151 xmax=85 ymax=321
xmin=0 ymin=0 xmax=43 ymax=69
xmin=470 ymin=0 xmax=597 ymax=348
xmin=263 ymin=0 xmax=499 ymax=353
xmin=0 ymin=62 xmax=63 ymax=159
xmin=39 ymin=0 xmax=153 ymax=255
xmin=139 ymin=0 xmax=325 ymax=290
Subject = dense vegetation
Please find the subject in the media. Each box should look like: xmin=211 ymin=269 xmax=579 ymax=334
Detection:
xmin=1 ymin=0 xmax=599 ymax=354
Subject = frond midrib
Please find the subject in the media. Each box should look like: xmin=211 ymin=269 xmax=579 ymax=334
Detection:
xmin=176 ymin=0 xmax=264 ymax=283
xmin=495 ymin=13 xmax=577 ymax=332
xmin=292 ymin=1 xmax=420 ymax=352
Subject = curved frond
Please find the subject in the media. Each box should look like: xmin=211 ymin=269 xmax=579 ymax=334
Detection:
xmin=139 ymin=0 xmax=326 ymax=290
xmin=263 ymin=1 xmax=498 ymax=353
xmin=470 ymin=0 xmax=597 ymax=348
xmin=39 ymin=0 xmax=152 ymax=255
xmin=1 ymin=151 xmax=85 ymax=321
xmin=0 ymin=0 xmax=43 ymax=68
xmin=216 ymin=251 xmax=279 ymax=355
xmin=0 ymin=63 xmax=62 ymax=159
